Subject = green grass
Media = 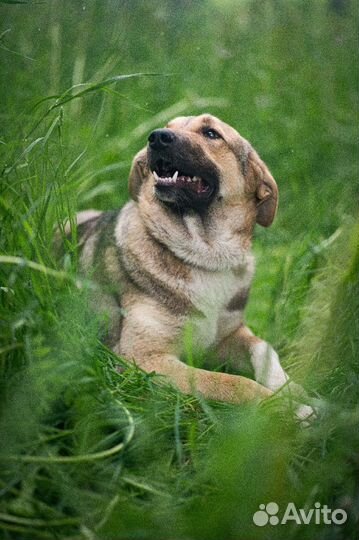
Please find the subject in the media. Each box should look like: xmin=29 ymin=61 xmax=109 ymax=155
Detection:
xmin=0 ymin=1 xmax=358 ymax=539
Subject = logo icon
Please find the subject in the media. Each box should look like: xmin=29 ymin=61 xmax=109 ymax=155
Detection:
xmin=253 ymin=502 xmax=279 ymax=526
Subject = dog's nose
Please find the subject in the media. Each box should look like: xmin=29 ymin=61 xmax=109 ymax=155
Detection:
xmin=148 ymin=129 xmax=175 ymax=150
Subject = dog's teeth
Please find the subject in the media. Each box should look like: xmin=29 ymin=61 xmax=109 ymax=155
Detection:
xmin=153 ymin=171 xmax=159 ymax=180
xmin=172 ymin=171 xmax=178 ymax=182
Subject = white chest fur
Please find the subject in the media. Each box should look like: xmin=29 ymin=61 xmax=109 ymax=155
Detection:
xmin=188 ymin=261 xmax=253 ymax=348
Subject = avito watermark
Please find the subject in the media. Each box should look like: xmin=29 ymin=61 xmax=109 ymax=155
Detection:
xmin=253 ymin=501 xmax=347 ymax=527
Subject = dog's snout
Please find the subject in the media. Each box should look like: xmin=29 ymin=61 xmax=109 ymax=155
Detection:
xmin=148 ymin=129 xmax=175 ymax=150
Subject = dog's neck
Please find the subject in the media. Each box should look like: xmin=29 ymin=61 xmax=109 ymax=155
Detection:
xmin=135 ymin=196 xmax=255 ymax=272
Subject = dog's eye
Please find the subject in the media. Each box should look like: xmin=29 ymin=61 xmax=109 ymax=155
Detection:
xmin=202 ymin=128 xmax=222 ymax=140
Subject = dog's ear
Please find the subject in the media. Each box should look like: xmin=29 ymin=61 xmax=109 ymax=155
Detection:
xmin=128 ymin=148 xmax=148 ymax=201
xmin=247 ymin=150 xmax=278 ymax=227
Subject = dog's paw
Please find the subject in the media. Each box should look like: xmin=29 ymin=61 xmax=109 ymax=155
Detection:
xmin=295 ymin=403 xmax=316 ymax=424
xmin=275 ymin=382 xmax=317 ymax=424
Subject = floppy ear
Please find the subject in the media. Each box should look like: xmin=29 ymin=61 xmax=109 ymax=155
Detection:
xmin=248 ymin=150 xmax=278 ymax=227
xmin=128 ymin=148 xmax=148 ymax=201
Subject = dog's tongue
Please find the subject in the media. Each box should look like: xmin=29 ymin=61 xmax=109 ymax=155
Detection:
xmin=153 ymin=171 xmax=209 ymax=194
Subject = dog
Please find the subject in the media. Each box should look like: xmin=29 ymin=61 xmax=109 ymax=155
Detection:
xmin=68 ymin=114 xmax=313 ymax=416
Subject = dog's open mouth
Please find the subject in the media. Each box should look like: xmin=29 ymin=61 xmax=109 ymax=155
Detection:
xmin=153 ymin=170 xmax=210 ymax=195
xmin=149 ymin=154 xmax=217 ymax=211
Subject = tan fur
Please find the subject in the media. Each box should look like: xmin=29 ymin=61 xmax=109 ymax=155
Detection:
xmin=68 ymin=114 xmax=312 ymax=415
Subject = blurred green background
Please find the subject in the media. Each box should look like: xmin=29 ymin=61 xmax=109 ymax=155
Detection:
xmin=0 ymin=1 xmax=358 ymax=539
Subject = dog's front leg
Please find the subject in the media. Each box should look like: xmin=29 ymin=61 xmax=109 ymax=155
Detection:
xmin=216 ymin=325 xmax=314 ymax=420
xmin=217 ymin=325 xmax=289 ymax=391
xmin=127 ymin=352 xmax=273 ymax=404
xmin=115 ymin=300 xmax=272 ymax=404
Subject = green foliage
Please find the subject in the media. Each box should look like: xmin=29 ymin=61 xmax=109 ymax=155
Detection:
xmin=0 ymin=1 xmax=358 ymax=539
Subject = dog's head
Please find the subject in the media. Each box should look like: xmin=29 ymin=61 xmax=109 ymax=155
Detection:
xmin=128 ymin=114 xmax=278 ymax=227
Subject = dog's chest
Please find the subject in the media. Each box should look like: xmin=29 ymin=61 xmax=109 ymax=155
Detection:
xmin=188 ymin=269 xmax=245 ymax=348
